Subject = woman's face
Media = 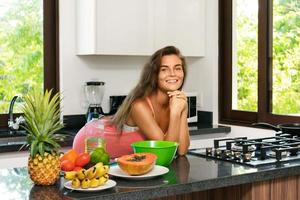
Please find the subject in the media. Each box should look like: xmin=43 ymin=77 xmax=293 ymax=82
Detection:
xmin=158 ymin=54 xmax=184 ymax=92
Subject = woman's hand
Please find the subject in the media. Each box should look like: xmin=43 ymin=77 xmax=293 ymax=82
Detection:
xmin=167 ymin=91 xmax=188 ymax=114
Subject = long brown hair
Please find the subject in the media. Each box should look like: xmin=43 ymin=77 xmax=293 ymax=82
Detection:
xmin=112 ymin=46 xmax=187 ymax=130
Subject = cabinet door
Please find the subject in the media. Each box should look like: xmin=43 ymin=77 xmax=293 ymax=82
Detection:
xmin=154 ymin=0 xmax=206 ymax=57
xmin=96 ymin=0 xmax=154 ymax=55
xmin=77 ymin=0 xmax=154 ymax=55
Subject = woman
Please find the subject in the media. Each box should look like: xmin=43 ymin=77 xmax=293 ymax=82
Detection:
xmin=112 ymin=46 xmax=190 ymax=155
xmin=73 ymin=46 xmax=190 ymax=157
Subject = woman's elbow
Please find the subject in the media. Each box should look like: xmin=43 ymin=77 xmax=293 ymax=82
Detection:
xmin=177 ymin=147 xmax=189 ymax=156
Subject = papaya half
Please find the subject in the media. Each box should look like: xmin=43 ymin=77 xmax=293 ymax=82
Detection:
xmin=117 ymin=153 xmax=157 ymax=175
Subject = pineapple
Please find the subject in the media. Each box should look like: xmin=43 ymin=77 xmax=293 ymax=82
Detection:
xmin=21 ymin=89 xmax=64 ymax=185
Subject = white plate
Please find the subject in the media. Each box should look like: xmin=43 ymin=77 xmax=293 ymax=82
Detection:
xmin=109 ymin=165 xmax=169 ymax=180
xmin=64 ymin=179 xmax=116 ymax=192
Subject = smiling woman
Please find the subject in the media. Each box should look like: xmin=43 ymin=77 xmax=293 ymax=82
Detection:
xmin=112 ymin=46 xmax=190 ymax=156
xmin=0 ymin=0 xmax=58 ymax=128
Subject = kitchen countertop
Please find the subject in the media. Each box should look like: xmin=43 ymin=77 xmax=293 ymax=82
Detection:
xmin=0 ymin=124 xmax=231 ymax=153
xmin=2 ymin=153 xmax=300 ymax=200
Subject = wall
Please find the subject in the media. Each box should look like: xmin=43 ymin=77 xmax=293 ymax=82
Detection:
xmin=59 ymin=0 xmax=216 ymax=116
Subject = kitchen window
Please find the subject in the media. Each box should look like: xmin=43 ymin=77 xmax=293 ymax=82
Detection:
xmin=0 ymin=0 xmax=58 ymax=128
xmin=219 ymin=0 xmax=300 ymax=125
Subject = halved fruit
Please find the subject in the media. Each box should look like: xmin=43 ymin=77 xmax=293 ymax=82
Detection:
xmin=117 ymin=153 xmax=157 ymax=175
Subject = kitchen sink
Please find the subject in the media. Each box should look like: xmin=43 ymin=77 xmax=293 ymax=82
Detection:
xmin=0 ymin=130 xmax=26 ymax=146
xmin=0 ymin=129 xmax=26 ymax=138
xmin=0 ymin=129 xmax=76 ymax=147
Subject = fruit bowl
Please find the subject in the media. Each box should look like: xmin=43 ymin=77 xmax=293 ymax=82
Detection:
xmin=131 ymin=141 xmax=178 ymax=166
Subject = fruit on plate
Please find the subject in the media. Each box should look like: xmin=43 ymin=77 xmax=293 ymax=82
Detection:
xmin=90 ymin=147 xmax=110 ymax=165
xmin=61 ymin=159 xmax=75 ymax=172
xmin=60 ymin=149 xmax=78 ymax=164
xmin=117 ymin=153 xmax=157 ymax=175
xmin=21 ymin=89 xmax=64 ymax=185
xmin=75 ymin=153 xmax=90 ymax=167
xmin=64 ymin=162 xmax=110 ymax=189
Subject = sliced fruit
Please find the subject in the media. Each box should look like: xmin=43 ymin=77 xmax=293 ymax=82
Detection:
xmin=117 ymin=153 xmax=157 ymax=175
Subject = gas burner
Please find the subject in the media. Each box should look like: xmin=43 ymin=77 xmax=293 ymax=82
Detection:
xmin=269 ymin=151 xmax=289 ymax=158
xmin=231 ymin=144 xmax=256 ymax=152
xmin=188 ymin=135 xmax=300 ymax=167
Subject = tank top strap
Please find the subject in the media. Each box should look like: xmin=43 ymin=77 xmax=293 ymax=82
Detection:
xmin=145 ymin=96 xmax=155 ymax=119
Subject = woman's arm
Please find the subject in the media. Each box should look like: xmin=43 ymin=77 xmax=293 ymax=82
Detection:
xmin=167 ymin=91 xmax=190 ymax=155
xmin=130 ymin=92 xmax=189 ymax=154
xmin=177 ymin=109 xmax=190 ymax=155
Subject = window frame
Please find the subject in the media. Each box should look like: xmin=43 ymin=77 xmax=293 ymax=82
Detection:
xmin=0 ymin=0 xmax=59 ymax=129
xmin=219 ymin=0 xmax=300 ymax=126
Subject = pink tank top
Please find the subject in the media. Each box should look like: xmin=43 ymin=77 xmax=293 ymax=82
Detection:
xmin=145 ymin=96 xmax=155 ymax=119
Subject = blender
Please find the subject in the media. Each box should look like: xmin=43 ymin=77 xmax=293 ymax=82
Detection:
xmin=84 ymin=81 xmax=105 ymax=122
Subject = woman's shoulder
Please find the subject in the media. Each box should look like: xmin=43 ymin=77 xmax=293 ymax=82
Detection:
xmin=131 ymin=97 xmax=152 ymax=112
xmin=132 ymin=97 xmax=147 ymax=107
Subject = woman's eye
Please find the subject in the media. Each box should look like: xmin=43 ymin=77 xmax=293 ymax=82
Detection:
xmin=175 ymin=67 xmax=183 ymax=71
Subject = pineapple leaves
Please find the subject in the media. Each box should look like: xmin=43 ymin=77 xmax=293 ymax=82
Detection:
xmin=22 ymin=89 xmax=64 ymax=156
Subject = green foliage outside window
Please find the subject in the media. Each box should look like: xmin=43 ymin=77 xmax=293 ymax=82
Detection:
xmin=0 ymin=0 xmax=43 ymax=114
xmin=272 ymin=0 xmax=300 ymax=114
xmin=236 ymin=0 xmax=300 ymax=115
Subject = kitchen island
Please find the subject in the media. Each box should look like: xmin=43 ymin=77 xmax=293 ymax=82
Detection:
xmin=2 ymin=153 xmax=300 ymax=200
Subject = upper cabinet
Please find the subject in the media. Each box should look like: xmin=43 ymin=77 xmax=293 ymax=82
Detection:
xmin=76 ymin=0 xmax=205 ymax=57
xmin=154 ymin=0 xmax=206 ymax=57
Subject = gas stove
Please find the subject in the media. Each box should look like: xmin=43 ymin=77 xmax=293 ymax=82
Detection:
xmin=188 ymin=133 xmax=300 ymax=167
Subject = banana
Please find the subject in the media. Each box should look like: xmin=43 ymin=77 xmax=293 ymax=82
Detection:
xmin=90 ymin=178 xmax=100 ymax=188
xmin=64 ymin=171 xmax=77 ymax=180
xmin=94 ymin=165 xmax=106 ymax=178
xmin=71 ymin=178 xmax=81 ymax=188
xmin=81 ymin=178 xmax=91 ymax=189
xmin=77 ymin=169 xmax=87 ymax=180
xmin=86 ymin=166 xmax=97 ymax=179
xmin=103 ymin=173 xmax=109 ymax=180
xmin=98 ymin=175 xmax=108 ymax=186
xmin=95 ymin=162 xmax=103 ymax=168
xmin=103 ymin=165 xmax=110 ymax=173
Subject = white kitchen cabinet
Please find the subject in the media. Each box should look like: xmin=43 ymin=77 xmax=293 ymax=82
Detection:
xmin=76 ymin=0 xmax=205 ymax=57
xmin=76 ymin=0 xmax=154 ymax=55
xmin=154 ymin=0 xmax=206 ymax=57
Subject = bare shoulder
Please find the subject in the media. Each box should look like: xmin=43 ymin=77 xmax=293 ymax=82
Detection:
xmin=131 ymin=98 xmax=152 ymax=113
xmin=127 ymin=98 xmax=154 ymax=126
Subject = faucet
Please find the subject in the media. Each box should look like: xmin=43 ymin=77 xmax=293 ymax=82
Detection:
xmin=8 ymin=95 xmax=25 ymax=134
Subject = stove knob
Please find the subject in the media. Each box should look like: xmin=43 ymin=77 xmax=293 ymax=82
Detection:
xmin=214 ymin=148 xmax=222 ymax=156
xmin=243 ymin=153 xmax=252 ymax=162
xmin=206 ymin=147 xmax=213 ymax=155
xmin=224 ymin=150 xmax=232 ymax=158
xmin=234 ymin=151 xmax=241 ymax=160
